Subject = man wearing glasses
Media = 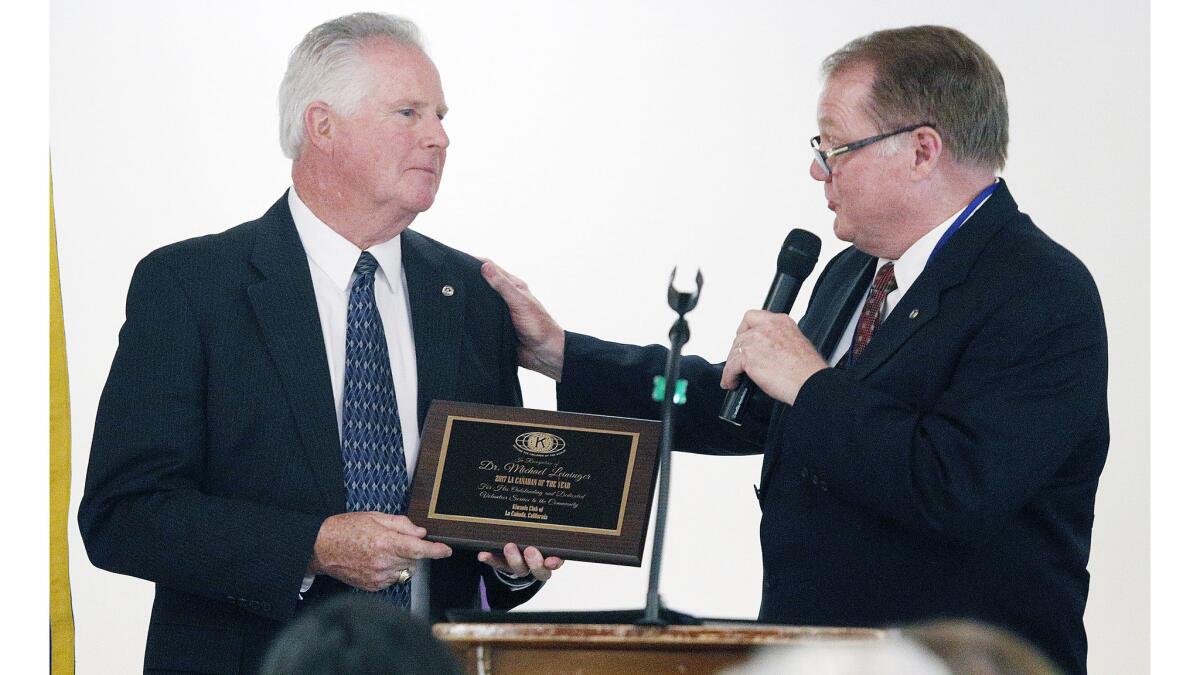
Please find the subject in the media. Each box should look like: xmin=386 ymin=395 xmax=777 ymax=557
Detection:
xmin=484 ymin=25 xmax=1107 ymax=674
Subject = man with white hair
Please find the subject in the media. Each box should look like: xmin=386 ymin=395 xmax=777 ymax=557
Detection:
xmin=79 ymin=13 xmax=559 ymax=673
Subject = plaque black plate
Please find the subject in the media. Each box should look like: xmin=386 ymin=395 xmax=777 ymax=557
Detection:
xmin=408 ymin=401 xmax=662 ymax=566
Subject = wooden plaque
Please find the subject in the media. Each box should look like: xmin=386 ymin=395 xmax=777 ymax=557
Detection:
xmin=408 ymin=401 xmax=662 ymax=566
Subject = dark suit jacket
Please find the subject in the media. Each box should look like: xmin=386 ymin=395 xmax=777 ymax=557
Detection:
xmin=557 ymin=181 xmax=1108 ymax=674
xmin=78 ymin=193 xmax=539 ymax=674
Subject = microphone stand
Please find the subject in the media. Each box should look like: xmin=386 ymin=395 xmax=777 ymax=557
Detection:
xmin=440 ymin=269 xmax=705 ymax=627
xmin=637 ymin=268 xmax=703 ymax=626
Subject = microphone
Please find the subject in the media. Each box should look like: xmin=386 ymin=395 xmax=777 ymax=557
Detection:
xmin=718 ymin=228 xmax=822 ymax=426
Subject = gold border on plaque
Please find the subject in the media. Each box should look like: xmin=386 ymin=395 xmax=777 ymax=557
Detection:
xmin=426 ymin=415 xmax=641 ymax=536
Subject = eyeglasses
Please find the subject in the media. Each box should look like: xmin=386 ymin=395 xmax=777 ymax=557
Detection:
xmin=810 ymin=122 xmax=935 ymax=176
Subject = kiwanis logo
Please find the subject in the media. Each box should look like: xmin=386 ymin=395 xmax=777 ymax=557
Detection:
xmin=513 ymin=431 xmax=567 ymax=457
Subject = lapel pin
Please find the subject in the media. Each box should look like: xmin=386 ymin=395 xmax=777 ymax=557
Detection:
xmin=909 ymin=309 xmax=920 ymax=319
xmin=441 ymin=285 xmax=455 ymax=297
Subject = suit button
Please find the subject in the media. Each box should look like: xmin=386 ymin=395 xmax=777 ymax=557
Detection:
xmin=800 ymin=467 xmax=809 ymax=478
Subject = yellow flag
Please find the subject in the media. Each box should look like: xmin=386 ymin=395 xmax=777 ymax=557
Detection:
xmin=50 ymin=168 xmax=76 ymax=674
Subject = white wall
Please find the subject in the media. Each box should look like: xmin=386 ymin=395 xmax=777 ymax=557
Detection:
xmin=50 ymin=1 xmax=1148 ymax=672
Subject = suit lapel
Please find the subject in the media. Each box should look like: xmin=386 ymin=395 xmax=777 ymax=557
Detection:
xmin=402 ymin=229 xmax=465 ymax=429
xmin=246 ymin=194 xmax=345 ymax=514
xmin=847 ymin=277 xmax=942 ymax=379
xmin=849 ymin=180 xmax=1016 ymax=380
xmin=761 ymin=247 xmax=874 ymax=492
xmin=799 ymin=249 xmax=876 ymax=359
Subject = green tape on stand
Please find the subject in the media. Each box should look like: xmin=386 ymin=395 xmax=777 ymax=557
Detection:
xmin=673 ymin=379 xmax=688 ymax=405
xmin=652 ymin=376 xmax=689 ymax=404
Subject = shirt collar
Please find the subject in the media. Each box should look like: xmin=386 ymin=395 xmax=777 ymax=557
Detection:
xmin=879 ymin=180 xmax=997 ymax=291
xmin=288 ymin=187 xmax=404 ymax=294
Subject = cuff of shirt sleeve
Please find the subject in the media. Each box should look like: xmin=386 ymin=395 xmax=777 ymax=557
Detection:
xmin=492 ymin=567 xmax=537 ymax=591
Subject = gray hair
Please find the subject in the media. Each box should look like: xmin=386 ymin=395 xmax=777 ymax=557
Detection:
xmin=822 ymin=26 xmax=1009 ymax=172
xmin=278 ymin=12 xmax=425 ymax=159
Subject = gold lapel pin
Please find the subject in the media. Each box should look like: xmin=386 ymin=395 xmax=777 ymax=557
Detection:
xmin=441 ymin=285 xmax=455 ymax=297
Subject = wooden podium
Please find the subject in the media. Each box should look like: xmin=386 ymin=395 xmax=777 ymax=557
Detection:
xmin=433 ymin=622 xmax=886 ymax=674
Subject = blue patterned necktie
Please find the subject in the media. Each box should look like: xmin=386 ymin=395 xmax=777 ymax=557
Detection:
xmin=342 ymin=251 xmax=411 ymax=607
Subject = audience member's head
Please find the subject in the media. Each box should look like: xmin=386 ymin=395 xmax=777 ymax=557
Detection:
xmin=721 ymin=620 xmax=1060 ymax=675
xmin=259 ymin=595 xmax=463 ymax=674
xmin=721 ymin=635 xmax=951 ymax=675
xmin=904 ymin=619 xmax=1063 ymax=675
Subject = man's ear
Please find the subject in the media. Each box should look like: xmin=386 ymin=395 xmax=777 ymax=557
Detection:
xmin=910 ymin=126 xmax=943 ymax=180
xmin=303 ymin=101 xmax=335 ymax=155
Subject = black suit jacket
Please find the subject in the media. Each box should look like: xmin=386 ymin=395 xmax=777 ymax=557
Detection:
xmin=78 ymin=194 xmax=539 ymax=674
xmin=557 ymin=181 xmax=1108 ymax=674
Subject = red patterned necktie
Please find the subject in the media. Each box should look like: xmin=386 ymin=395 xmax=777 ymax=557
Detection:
xmin=850 ymin=262 xmax=897 ymax=362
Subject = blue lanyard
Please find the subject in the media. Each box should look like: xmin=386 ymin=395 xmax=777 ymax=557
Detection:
xmin=927 ymin=182 xmax=999 ymax=263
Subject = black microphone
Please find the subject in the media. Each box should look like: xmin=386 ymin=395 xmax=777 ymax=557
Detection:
xmin=718 ymin=228 xmax=822 ymax=426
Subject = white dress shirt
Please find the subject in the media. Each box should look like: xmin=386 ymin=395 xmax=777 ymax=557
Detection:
xmin=289 ymin=189 xmax=423 ymax=472
xmin=828 ymin=189 xmax=994 ymax=366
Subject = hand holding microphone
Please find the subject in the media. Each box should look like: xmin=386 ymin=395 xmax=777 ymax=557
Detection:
xmin=719 ymin=229 xmax=823 ymax=425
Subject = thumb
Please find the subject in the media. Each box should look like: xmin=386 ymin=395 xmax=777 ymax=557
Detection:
xmin=369 ymin=513 xmax=427 ymax=538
